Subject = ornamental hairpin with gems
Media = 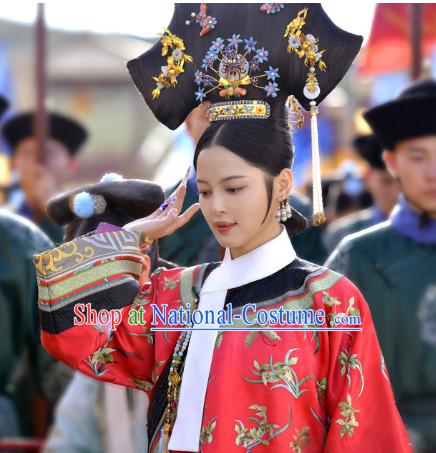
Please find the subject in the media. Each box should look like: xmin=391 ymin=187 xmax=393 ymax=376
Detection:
xmin=195 ymin=35 xmax=280 ymax=121
xmin=286 ymin=95 xmax=304 ymax=133
xmin=151 ymin=29 xmax=193 ymax=100
xmin=185 ymin=3 xmax=217 ymax=37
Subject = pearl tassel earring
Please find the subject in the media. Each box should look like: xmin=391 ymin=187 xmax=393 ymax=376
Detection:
xmin=275 ymin=199 xmax=292 ymax=223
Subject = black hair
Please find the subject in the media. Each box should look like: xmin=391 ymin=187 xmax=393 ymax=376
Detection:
xmin=327 ymin=182 xmax=372 ymax=218
xmin=192 ymin=107 xmax=309 ymax=234
xmin=194 ymin=106 xmax=293 ymax=170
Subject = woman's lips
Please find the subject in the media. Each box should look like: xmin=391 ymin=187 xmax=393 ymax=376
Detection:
xmin=215 ymin=222 xmax=237 ymax=233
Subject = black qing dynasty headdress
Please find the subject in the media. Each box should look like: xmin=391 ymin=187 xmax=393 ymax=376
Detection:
xmin=127 ymin=3 xmax=362 ymax=225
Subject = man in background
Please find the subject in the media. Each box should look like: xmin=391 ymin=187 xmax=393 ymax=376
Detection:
xmin=326 ymin=79 xmax=436 ymax=452
xmin=0 ymin=94 xmax=62 ymax=445
xmin=324 ymin=133 xmax=400 ymax=252
xmin=2 ymin=111 xmax=87 ymax=243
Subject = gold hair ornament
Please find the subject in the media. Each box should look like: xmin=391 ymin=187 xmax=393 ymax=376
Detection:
xmin=285 ymin=7 xmax=327 ymax=226
xmin=152 ymin=29 xmax=193 ymax=100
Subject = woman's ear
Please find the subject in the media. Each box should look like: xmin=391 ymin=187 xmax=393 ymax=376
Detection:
xmin=277 ymin=168 xmax=293 ymax=199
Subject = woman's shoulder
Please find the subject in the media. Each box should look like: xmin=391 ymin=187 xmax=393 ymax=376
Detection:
xmin=282 ymin=257 xmax=329 ymax=292
xmin=150 ymin=261 xmax=221 ymax=292
xmin=301 ymin=257 xmax=361 ymax=296
xmin=303 ymin=261 xmax=371 ymax=319
xmin=288 ymin=257 xmax=364 ymax=306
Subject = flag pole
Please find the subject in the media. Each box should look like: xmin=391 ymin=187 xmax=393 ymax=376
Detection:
xmin=410 ymin=4 xmax=422 ymax=81
xmin=35 ymin=3 xmax=47 ymax=163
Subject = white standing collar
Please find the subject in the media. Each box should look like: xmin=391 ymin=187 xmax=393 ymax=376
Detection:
xmin=201 ymin=226 xmax=296 ymax=294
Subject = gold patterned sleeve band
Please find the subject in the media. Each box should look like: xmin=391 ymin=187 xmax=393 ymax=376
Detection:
xmin=34 ymin=229 xmax=143 ymax=312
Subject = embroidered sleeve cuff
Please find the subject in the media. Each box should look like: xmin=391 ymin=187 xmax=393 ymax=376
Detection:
xmin=34 ymin=229 xmax=143 ymax=334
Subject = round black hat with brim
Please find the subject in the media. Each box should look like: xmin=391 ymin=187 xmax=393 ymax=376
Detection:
xmin=364 ymin=79 xmax=436 ymax=150
xmin=353 ymin=134 xmax=385 ymax=170
xmin=2 ymin=111 xmax=88 ymax=156
xmin=0 ymin=95 xmax=9 ymax=118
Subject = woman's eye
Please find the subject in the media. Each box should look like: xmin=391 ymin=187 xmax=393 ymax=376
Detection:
xmin=199 ymin=191 xmax=210 ymax=197
xmin=226 ymin=187 xmax=243 ymax=194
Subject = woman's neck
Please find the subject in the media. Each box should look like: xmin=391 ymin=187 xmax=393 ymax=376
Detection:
xmin=229 ymin=222 xmax=283 ymax=259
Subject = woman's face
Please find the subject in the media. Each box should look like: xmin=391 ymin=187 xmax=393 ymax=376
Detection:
xmin=196 ymin=145 xmax=287 ymax=258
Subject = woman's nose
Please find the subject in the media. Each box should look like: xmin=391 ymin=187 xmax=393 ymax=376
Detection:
xmin=210 ymin=194 xmax=226 ymax=215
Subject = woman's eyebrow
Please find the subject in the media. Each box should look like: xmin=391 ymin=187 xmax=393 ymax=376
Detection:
xmin=220 ymin=175 xmax=248 ymax=182
xmin=196 ymin=175 xmax=248 ymax=184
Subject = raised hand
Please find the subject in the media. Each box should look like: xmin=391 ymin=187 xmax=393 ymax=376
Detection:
xmin=123 ymin=182 xmax=200 ymax=239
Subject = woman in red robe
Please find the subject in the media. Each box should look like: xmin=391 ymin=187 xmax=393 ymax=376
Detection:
xmin=34 ymin=4 xmax=411 ymax=452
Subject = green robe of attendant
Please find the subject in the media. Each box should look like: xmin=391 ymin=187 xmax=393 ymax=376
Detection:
xmin=159 ymin=181 xmax=327 ymax=266
xmin=16 ymin=201 xmax=65 ymax=245
xmin=325 ymin=221 xmax=436 ymax=451
xmin=290 ymin=193 xmax=328 ymax=265
xmin=323 ymin=207 xmax=376 ymax=254
xmin=0 ymin=209 xmax=55 ymax=436
xmin=39 ymin=218 xmax=64 ymax=246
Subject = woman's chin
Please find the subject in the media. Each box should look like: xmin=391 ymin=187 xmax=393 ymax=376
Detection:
xmin=214 ymin=232 xmax=242 ymax=249
xmin=216 ymin=237 xmax=234 ymax=248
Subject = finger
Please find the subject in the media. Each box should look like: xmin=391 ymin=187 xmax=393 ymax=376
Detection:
xmin=172 ymin=184 xmax=186 ymax=212
xmin=154 ymin=208 xmax=179 ymax=237
xmin=175 ymin=203 xmax=200 ymax=229
xmin=147 ymin=205 xmax=165 ymax=220
xmin=124 ymin=207 xmax=177 ymax=235
xmin=167 ymin=167 xmax=190 ymax=200
xmin=157 ymin=202 xmax=170 ymax=218
xmin=181 ymin=166 xmax=191 ymax=187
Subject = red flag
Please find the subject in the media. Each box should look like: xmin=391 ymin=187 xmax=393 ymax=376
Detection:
xmin=360 ymin=4 xmax=436 ymax=75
